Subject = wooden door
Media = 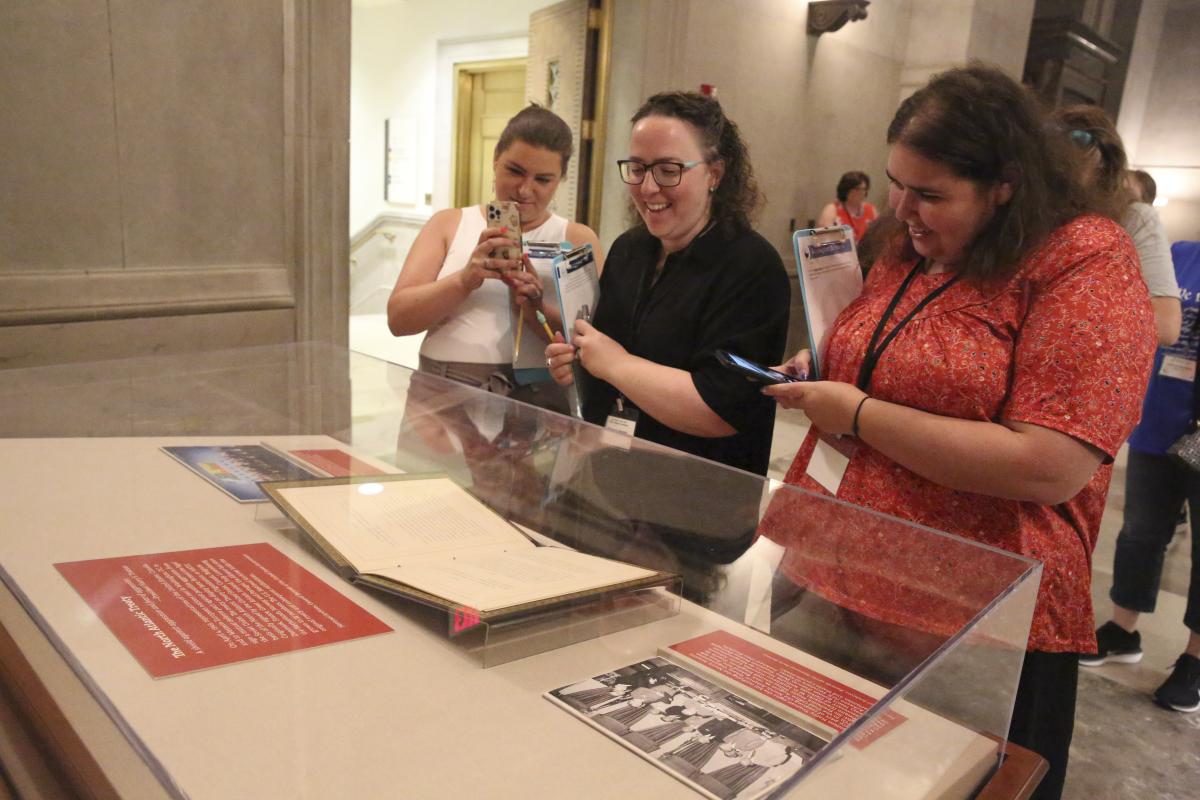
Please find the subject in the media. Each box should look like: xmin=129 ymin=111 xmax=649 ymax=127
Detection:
xmin=453 ymin=62 xmax=527 ymax=208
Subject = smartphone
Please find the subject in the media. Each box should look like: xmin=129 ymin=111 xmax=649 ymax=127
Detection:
xmin=486 ymin=201 xmax=522 ymax=262
xmin=715 ymin=350 xmax=802 ymax=385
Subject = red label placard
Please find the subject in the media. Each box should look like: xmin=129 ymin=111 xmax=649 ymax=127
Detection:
xmin=289 ymin=449 xmax=388 ymax=477
xmin=669 ymin=630 xmax=905 ymax=747
xmin=56 ymin=543 xmax=392 ymax=678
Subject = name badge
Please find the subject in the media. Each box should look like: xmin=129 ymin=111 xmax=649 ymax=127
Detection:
xmin=805 ymin=435 xmax=852 ymax=495
xmin=604 ymin=414 xmax=638 ymax=437
xmin=602 ymin=400 xmax=639 ymax=449
xmin=1160 ymin=355 xmax=1196 ymax=382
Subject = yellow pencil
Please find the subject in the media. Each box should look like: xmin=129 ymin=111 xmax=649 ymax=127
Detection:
xmin=535 ymin=309 xmax=555 ymax=339
xmin=513 ymin=305 xmax=525 ymax=360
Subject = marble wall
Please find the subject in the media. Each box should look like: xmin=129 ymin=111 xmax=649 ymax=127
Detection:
xmin=600 ymin=0 xmax=1035 ymax=354
xmin=601 ymin=0 xmax=1035 ymax=260
xmin=0 ymin=0 xmax=350 ymax=369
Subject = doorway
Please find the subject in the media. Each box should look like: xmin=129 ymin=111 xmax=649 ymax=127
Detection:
xmin=453 ymin=60 xmax=528 ymax=208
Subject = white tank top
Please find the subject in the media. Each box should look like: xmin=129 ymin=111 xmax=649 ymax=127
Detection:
xmin=420 ymin=207 xmax=570 ymax=364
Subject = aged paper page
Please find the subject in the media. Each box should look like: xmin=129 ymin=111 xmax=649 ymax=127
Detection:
xmin=276 ymin=478 xmax=528 ymax=572
xmin=371 ymin=546 xmax=655 ymax=612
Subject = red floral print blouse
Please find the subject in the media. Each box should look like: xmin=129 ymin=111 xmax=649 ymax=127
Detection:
xmin=764 ymin=215 xmax=1156 ymax=653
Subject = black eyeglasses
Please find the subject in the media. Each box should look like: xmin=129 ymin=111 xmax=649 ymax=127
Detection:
xmin=617 ymin=159 xmax=706 ymax=187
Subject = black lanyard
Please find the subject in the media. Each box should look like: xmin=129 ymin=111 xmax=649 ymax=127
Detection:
xmin=856 ymin=260 xmax=960 ymax=391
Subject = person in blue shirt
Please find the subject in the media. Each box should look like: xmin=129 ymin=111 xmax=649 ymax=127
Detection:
xmin=1082 ymin=240 xmax=1200 ymax=714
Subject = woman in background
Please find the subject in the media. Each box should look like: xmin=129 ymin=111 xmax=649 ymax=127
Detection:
xmin=1053 ymin=105 xmax=1180 ymax=346
xmin=545 ymin=91 xmax=789 ymax=475
xmin=387 ymin=104 xmax=602 ymax=410
xmin=816 ymin=170 xmax=877 ymax=241
xmin=1081 ymin=235 xmax=1200 ymax=713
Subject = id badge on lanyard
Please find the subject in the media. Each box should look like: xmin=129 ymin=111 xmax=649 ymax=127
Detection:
xmin=806 ymin=261 xmax=959 ymax=496
xmin=603 ymin=397 xmax=639 ymax=449
xmin=1160 ymin=354 xmax=1196 ymax=382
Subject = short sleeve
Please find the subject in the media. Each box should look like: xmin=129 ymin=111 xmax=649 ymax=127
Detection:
xmin=1001 ymin=219 xmax=1157 ymax=458
xmin=1123 ymin=203 xmax=1178 ymax=298
xmin=691 ymin=234 xmax=791 ymax=431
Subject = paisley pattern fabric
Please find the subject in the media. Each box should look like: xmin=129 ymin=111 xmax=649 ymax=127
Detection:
xmin=766 ymin=215 xmax=1156 ymax=652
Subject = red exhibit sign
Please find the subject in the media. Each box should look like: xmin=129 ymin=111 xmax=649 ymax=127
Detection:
xmin=56 ymin=543 xmax=392 ymax=678
xmin=669 ymin=629 xmax=905 ymax=748
xmin=288 ymin=448 xmax=388 ymax=477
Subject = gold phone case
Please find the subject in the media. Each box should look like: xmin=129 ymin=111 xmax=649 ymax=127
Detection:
xmin=486 ymin=201 xmax=522 ymax=262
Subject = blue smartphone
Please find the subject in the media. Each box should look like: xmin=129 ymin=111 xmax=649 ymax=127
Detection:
xmin=715 ymin=350 xmax=802 ymax=385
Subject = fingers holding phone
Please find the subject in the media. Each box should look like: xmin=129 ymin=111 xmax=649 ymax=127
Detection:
xmin=775 ymin=349 xmax=813 ymax=381
xmin=507 ymin=255 xmax=544 ymax=306
xmin=461 ymin=226 xmax=522 ymax=291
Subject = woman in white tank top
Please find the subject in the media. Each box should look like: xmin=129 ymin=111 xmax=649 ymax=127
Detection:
xmin=387 ymin=105 xmax=603 ymax=411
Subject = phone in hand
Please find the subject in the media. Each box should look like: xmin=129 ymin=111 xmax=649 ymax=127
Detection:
xmin=715 ymin=350 xmax=803 ymax=385
xmin=486 ymin=201 xmax=522 ymax=262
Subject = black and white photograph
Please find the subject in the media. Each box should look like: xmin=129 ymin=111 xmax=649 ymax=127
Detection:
xmin=547 ymin=657 xmax=829 ymax=800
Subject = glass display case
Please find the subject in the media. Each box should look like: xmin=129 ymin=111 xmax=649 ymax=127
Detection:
xmin=0 ymin=343 xmax=1041 ymax=800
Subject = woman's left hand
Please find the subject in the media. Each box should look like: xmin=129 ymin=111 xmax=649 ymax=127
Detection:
xmin=506 ymin=254 xmax=544 ymax=309
xmin=763 ymin=380 xmax=868 ymax=436
xmin=572 ymin=319 xmax=629 ymax=382
xmin=545 ymin=334 xmax=577 ymax=387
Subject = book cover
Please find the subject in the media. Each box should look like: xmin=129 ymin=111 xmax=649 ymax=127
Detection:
xmin=286 ymin=448 xmax=391 ymax=478
xmin=162 ymin=444 xmax=322 ymax=503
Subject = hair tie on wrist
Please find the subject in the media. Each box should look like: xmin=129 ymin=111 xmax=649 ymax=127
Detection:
xmin=852 ymin=396 xmax=870 ymax=438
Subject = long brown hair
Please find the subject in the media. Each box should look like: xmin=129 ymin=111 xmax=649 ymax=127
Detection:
xmin=1051 ymin=104 xmax=1133 ymax=220
xmin=886 ymin=65 xmax=1094 ymax=282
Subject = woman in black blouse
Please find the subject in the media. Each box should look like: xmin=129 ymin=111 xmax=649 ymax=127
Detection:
xmin=545 ymin=91 xmax=790 ymax=474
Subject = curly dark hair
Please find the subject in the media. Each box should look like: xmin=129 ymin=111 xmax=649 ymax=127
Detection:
xmin=836 ymin=171 xmax=871 ymax=202
xmin=630 ymin=91 xmax=762 ymax=237
xmin=886 ymin=64 xmax=1098 ymax=283
xmin=1051 ymin=104 xmax=1133 ymax=219
xmin=495 ymin=103 xmax=574 ymax=174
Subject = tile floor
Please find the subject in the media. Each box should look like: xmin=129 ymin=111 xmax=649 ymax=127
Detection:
xmin=350 ymin=313 xmax=1198 ymax=800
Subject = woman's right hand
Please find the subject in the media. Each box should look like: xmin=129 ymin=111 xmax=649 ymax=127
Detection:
xmin=459 ymin=226 xmax=523 ymax=292
xmin=775 ymin=349 xmax=812 ymax=380
xmin=545 ymin=333 xmax=577 ymax=387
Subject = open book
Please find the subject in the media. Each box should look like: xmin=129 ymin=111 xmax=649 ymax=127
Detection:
xmin=547 ymin=629 xmax=998 ymax=800
xmin=260 ymin=474 xmax=670 ymax=621
xmin=792 ymin=225 xmax=863 ymax=380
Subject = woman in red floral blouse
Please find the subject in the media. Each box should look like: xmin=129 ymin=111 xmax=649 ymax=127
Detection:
xmin=762 ymin=66 xmax=1156 ymax=800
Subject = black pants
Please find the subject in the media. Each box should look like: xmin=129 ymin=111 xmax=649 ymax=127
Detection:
xmin=1007 ymin=650 xmax=1079 ymax=800
xmin=1111 ymin=449 xmax=1200 ymax=633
